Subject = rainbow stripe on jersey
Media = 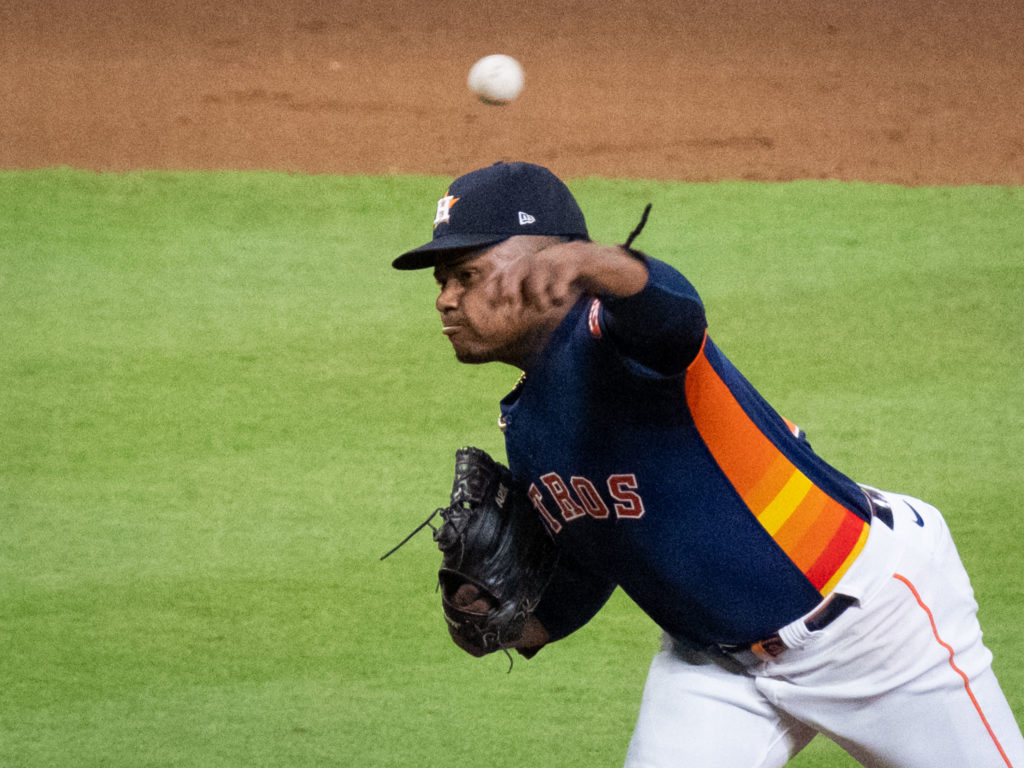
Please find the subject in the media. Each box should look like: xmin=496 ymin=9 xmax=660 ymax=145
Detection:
xmin=685 ymin=338 xmax=870 ymax=596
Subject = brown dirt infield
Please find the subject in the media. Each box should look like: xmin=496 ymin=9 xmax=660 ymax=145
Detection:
xmin=2 ymin=0 xmax=1022 ymax=185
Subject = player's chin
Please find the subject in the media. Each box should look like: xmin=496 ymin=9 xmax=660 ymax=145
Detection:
xmin=450 ymin=341 xmax=496 ymax=365
xmin=448 ymin=333 xmax=522 ymax=365
xmin=453 ymin=349 xmax=492 ymax=364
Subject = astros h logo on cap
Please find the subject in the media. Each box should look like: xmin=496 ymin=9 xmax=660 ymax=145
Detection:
xmin=434 ymin=194 xmax=459 ymax=228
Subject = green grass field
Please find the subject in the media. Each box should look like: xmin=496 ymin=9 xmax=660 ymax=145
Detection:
xmin=2 ymin=169 xmax=1021 ymax=767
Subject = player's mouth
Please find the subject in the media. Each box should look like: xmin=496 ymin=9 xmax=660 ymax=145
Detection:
xmin=441 ymin=315 xmax=465 ymax=336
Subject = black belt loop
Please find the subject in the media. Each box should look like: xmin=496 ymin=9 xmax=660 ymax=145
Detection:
xmin=805 ymin=593 xmax=857 ymax=632
xmin=862 ymin=485 xmax=895 ymax=529
xmin=719 ymin=592 xmax=858 ymax=658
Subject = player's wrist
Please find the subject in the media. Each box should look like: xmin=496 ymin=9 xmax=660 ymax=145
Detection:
xmin=576 ymin=244 xmax=649 ymax=298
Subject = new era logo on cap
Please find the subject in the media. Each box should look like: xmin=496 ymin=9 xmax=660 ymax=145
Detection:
xmin=393 ymin=161 xmax=590 ymax=270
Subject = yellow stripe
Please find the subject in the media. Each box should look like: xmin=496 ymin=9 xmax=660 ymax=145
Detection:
xmin=757 ymin=470 xmax=813 ymax=535
xmin=820 ymin=522 xmax=870 ymax=595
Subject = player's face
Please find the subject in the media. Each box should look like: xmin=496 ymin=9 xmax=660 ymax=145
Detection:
xmin=433 ymin=237 xmax=559 ymax=367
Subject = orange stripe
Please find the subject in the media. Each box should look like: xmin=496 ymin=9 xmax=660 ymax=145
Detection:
xmin=894 ymin=574 xmax=1015 ymax=768
xmin=745 ymin=454 xmax=800 ymax=516
xmin=685 ymin=347 xmax=777 ymax=498
xmin=774 ymin=491 xmax=831 ymax=569
xmin=790 ymin=496 xmax=852 ymax=570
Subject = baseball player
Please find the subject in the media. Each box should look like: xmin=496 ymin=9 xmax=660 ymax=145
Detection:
xmin=392 ymin=161 xmax=1024 ymax=767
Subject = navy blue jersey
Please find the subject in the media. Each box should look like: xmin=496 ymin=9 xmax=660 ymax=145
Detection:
xmin=500 ymin=257 xmax=874 ymax=647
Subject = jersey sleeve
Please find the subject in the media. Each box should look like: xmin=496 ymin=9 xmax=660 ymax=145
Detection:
xmin=597 ymin=255 xmax=707 ymax=376
xmin=531 ymin=552 xmax=617 ymax=644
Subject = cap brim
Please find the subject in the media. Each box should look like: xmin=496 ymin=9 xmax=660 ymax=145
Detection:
xmin=392 ymin=233 xmax=510 ymax=270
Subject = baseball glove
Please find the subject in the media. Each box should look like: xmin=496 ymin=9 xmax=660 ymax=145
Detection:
xmin=383 ymin=446 xmax=558 ymax=658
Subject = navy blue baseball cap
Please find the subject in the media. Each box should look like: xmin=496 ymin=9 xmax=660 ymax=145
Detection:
xmin=392 ymin=161 xmax=589 ymax=270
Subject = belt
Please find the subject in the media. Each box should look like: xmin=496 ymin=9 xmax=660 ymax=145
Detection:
xmin=719 ymin=592 xmax=858 ymax=659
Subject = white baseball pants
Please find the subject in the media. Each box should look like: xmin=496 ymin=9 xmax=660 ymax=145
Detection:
xmin=624 ymin=491 xmax=1024 ymax=768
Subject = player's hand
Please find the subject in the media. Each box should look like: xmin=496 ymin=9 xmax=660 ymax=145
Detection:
xmin=485 ymin=239 xmax=587 ymax=314
xmin=446 ymin=582 xmax=550 ymax=657
xmin=486 ymin=239 xmax=647 ymax=315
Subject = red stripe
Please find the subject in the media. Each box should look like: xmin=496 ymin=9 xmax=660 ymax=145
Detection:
xmin=588 ymin=299 xmax=602 ymax=338
xmin=803 ymin=510 xmax=864 ymax=591
xmin=893 ymin=574 xmax=1015 ymax=768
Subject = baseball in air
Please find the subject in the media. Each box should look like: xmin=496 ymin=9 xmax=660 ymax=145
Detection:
xmin=467 ymin=54 xmax=524 ymax=105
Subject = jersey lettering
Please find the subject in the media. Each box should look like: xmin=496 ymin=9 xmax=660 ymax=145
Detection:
xmin=530 ymin=472 xmax=645 ymax=529
xmin=571 ymin=476 xmax=611 ymax=518
xmin=541 ymin=473 xmax=586 ymax=522
xmin=608 ymin=474 xmax=646 ymax=518
xmin=528 ymin=482 xmax=563 ymax=534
